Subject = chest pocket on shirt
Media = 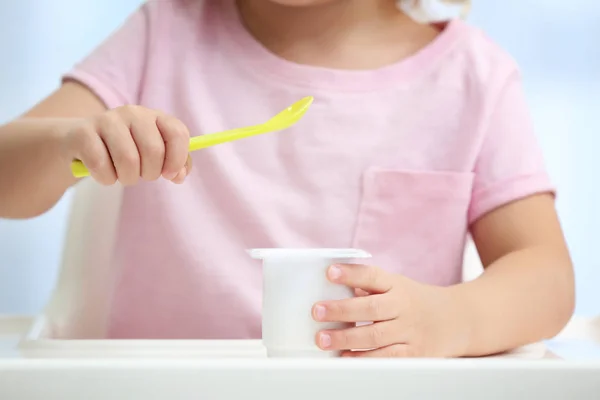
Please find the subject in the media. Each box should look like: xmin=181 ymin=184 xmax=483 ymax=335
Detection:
xmin=352 ymin=167 xmax=474 ymax=286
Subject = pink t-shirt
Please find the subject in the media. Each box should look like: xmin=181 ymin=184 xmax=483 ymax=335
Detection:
xmin=64 ymin=0 xmax=553 ymax=339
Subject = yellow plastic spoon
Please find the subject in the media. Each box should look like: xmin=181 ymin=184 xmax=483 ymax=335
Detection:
xmin=70 ymin=96 xmax=314 ymax=178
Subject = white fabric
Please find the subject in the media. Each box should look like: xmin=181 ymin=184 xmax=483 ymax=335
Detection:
xmin=397 ymin=0 xmax=468 ymax=23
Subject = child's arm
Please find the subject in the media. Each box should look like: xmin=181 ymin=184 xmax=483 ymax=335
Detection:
xmin=0 ymin=81 xmax=192 ymax=219
xmin=0 ymin=82 xmax=107 ymax=218
xmin=451 ymin=192 xmax=574 ymax=356
xmin=310 ymin=66 xmax=574 ymax=357
xmin=0 ymin=2 xmax=190 ymax=219
xmin=311 ymin=194 xmax=573 ymax=358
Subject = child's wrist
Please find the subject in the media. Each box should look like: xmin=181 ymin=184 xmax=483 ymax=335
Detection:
xmin=437 ymin=284 xmax=476 ymax=357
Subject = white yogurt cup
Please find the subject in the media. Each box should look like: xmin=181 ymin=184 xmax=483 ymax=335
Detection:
xmin=249 ymin=248 xmax=371 ymax=358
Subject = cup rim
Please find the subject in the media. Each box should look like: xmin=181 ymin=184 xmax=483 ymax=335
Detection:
xmin=248 ymin=248 xmax=371 ymax=260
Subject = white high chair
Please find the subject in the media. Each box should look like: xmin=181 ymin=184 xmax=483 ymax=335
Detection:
xmin=462 ymin=234 xmax=484 ymax=281
xmin=38 ymin=178 xmax=124 ymax=339
xmin=3 ymin=180 xmax=600 ymax=400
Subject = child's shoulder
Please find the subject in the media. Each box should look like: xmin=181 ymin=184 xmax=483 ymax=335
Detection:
xmin=450 ymin=20 xmax=521 ymax=83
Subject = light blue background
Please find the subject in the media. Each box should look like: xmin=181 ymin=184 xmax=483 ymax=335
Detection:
xmin=0 ymin=1 xmax=598 ymax=315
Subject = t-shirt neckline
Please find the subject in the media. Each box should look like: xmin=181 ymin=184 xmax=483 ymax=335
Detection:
xmin=218 ymin=0 xmax=467 ymax=92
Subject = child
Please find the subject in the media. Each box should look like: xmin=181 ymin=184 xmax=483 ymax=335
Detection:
xmin=0 ymin=0 xmax=574 ymax=357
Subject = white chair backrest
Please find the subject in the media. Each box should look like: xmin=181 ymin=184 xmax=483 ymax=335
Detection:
xmin=43 ymin=179 xmax=124 ymax=339
xmin=462 ymin=236 xmax=484 ymax=282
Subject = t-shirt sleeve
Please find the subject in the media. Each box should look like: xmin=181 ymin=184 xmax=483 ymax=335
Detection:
xmin=468 ymin=70 xmax=555 ymax=225
xmin=63 ymin=2 xmax=155 ymax=109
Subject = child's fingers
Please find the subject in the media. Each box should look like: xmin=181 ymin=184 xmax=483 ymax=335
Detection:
xmin=157 ymin=115 xmax=190 ymax=180
xmin=171 ymin=167 xmax=187 ymax=184
xmin=327 ymin=264 xmax=392 ymax=293
xmin=341 ymin=344 xmax=414 ymax=358
xmin=312 ymin=294 xmax=397 ymax=323
xmin=69 ymin=123 xmax=116 ymax=185
xmin=315 ymin=320 xmax=400 ymax=351
xmin=170 ymin=154 xmax=192 ymax=184
xmin=85 ymin=139 xmax=117 ymax=185
xmin=185 ymin=154 xmax=193 ymax=173
xmin=130 ymin=117 xmax=165 ymax=181
xmin=97 ymin=114 xmax=140 ymax=186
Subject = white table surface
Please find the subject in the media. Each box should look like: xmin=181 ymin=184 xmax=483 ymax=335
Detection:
xmin=1 ymin=315 xmax=600 ymax=400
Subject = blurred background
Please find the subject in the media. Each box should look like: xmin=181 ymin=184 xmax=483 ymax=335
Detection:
xmin=0 ymin=0 xmax=598 ymax=316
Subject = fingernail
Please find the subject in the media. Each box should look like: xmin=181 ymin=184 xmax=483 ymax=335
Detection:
xmin=170 ymin=168 xmax=187 ymax=184
xmin=313 ymin=305 xmax=326 ymax=321
xmin=163 ymin=171 xmax=177 ymax=180
xmin=328 ymin=265 xmax=342 ymax=281
xmin=319 ymin=333 xmax=332 ymax=349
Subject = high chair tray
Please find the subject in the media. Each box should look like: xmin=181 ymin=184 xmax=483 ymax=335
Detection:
xmin=14 ymin=315 xmax=550 ymax=359
xmin=18 ymin=316 xmax=267 ymax=358
xmin=2 ymin=356 xmax=600 ymax=400
xmin=2 ymin=316 xmax=600 ymax=400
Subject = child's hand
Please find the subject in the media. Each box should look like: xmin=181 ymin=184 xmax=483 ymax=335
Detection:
xmin=64 ymin=105 xmax=192 ymax=185
xmin=312 ymin=264 xmax=468 ymax=358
